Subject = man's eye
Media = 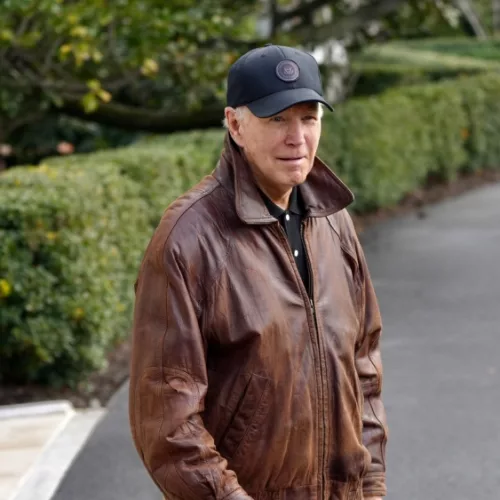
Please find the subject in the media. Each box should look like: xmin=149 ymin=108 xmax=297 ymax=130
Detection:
xmin=303 ymin=115 xmax=317 ymax=122
xmin=271 ymin=116 xmax=284 ymax=122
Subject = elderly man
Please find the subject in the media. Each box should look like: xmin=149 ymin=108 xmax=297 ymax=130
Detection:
xmin=129 ymin=44 xmax=388 ymax=500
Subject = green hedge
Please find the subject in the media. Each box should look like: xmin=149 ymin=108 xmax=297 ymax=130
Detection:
xmin=45 ymin=130 xmax=222 ymax=226
xmin=351 ymin=38 xmax=500 ymax=96
xmin=322 ymin=73 xmax=500 ymax=212
xmin=458 ymin=75 xmax=500 ymax=171
xmin=399 ymin=37 xmax=500 ymax=61
xmin=351 ymin=63 xmax=486 ymax=97
xmin=0 ymin=164 xmax=151 ymax=386
xmin=0 ymin=132 xmax=223 ymax=386
xmin=2 ymin=72 xmax=500 ymax=386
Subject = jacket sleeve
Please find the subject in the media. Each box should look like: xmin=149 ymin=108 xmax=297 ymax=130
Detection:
xmin=129 ymin=237 xmax=252 ymax=500
xmin=350 ymin=220 xmax=389 ymax=498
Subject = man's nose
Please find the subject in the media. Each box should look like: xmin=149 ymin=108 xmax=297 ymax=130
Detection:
xmin=285 ymin=120 xmax=306 ymax=146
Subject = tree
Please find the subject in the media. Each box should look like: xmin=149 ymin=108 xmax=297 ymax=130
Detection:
xmin=495 ymin=0 xmax=500 ymax=32
xmin=453 ymin=0 xmax=488 ymax=38
xmin=0 ymin=0 xmax=469 ymax=142
xmin=0 ymin=0 xmax=259 ymax=140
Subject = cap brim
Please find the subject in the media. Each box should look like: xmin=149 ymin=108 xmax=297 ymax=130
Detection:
xmin=246 ymin=88 xmax=334 ymax=118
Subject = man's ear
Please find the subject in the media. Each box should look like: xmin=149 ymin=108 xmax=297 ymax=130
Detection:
xmin=224 ymin=107 xmax=244 ymax=148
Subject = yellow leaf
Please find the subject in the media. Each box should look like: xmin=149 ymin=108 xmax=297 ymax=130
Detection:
xmin=67 ymin=13 xmax=79 ymax=25
xmin=97 ymin=89 xmax=112 ymax=103
xmin=87 ymin=79 xmax=101 ymax=91
xmin=140 ymin=58 xmax=159 ymax=76
xmin=70 ymin=26 xmax=88 ymax=38
xmin=72 ymin=307 xmax=85 ymax=320
xmin=92 ymin=50 xmax=103 ymax=63
xmin=0 ymin=279 xmax=12 ymax=299
xmin=82 ymin=93 xmax=99 ymax=113
xmin=0 ymin=29 xmax=13 ymax=41
xmin=59 ymin=44 xmax=72 ymax=55
xmin=99 ymin=14 xmax=113 ymax=26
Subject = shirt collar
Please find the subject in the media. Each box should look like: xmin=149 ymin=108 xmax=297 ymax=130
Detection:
xmin=259 ymin=186 xmax=302 ymax=219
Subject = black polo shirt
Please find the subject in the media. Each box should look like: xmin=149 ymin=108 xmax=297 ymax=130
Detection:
xmin=260 ymin=187 xmax=310 ymax=296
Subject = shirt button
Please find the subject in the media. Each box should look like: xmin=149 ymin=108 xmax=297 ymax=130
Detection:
xmin=285 ymin=213 xmax=290 ymax=221
xmin=294 ymin=250 xmax=299 ymax=257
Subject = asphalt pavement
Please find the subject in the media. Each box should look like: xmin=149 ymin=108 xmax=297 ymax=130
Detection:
xmin=51 ymin=183 xmax=500 ymax=500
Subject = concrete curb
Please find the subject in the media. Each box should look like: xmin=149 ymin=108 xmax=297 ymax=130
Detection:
xmin=3 ymin=402 xmax=106 ymax=500
xmin=0 ymin=400 xmax=74 ymax=421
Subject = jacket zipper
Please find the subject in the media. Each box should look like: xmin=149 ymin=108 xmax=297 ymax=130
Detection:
xmin=301 ymin=220 xmax=327 ymax=500
xmin=275 ymin=220 xmax=327 ymax=498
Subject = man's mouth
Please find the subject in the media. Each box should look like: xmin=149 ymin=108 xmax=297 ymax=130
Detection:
xmin=278 ymin=156 xmax=305 ymax=161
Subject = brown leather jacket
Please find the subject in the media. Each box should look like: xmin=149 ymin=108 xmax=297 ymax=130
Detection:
xmin=129 ymin=135 xmax=388 ymax=500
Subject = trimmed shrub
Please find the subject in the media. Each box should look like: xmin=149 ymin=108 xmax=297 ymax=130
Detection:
xmin=327 ymin=93 xmax=433 ymax=212
xmin=456 ymin=73 xmax=500 ymax=171
xmin=319 ymin=73 xmax=500 ymax=212
xmin=351 ymin=62 xmax=485 ymax=97
xmin=351 ymin=38 xmax=500 ymax=97
xmin=0 ymin=164 xmax=151 ymax=386
xmin=3 ymin=72 xmax=500 ymax=386
xmin=398 ymin=81 xmax=469 ymax=182
xmin=400 ymin=37 xmax=500 ymax=61
xmin=319 ymin=81 xmax=468 ymax=212
xmin=46 ymin=130 xmax=224 ymax=227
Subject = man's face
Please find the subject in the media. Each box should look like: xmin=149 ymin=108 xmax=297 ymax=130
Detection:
xmin=226 ymin=103 xmax=322 ymax=195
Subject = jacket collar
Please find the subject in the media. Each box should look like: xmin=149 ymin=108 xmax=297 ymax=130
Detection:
xmin=213 ymin=133 xmax=354 ymax=225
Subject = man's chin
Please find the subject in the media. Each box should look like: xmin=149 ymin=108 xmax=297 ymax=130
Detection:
xmin=286 ymin=170 xmax=309 ymax=186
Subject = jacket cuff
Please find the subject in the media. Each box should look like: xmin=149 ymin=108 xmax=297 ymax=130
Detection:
xmin=362 ymin=471 xmax=387 ymax=498
xmin=223 ymin=487 xmax=254 ymax=500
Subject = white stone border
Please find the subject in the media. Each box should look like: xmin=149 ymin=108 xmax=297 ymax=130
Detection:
xmin=0 ymin=400 xmax=74 ymax=420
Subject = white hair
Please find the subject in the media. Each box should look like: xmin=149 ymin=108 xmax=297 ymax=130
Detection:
xmin=222 ymin=103 xmax=324 ymax=129
xmin=222 ymin=106 xmax=249 ymax=129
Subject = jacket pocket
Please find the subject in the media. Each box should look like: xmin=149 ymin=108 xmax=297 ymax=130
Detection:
xmin=217 ymin=372 xmax=271 ymax=461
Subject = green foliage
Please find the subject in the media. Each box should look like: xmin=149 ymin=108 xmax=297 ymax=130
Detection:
xmin=46 ymin=130 xmax=224 ymax=226
xmin=320 ymin=74 xmax=496 ymax=212
xmin=456 ymin=73 xmax=500 ymax=171
xmin=400 ymin=37 xmax=500 ymax=60
xmin=0 ymin=0 xmax=477 ymax=166
xmin=351 ymin=62 xmax=485 ymax=97
xmin=4 ymin=73 xmax=500 ymax=386
xmin=0 ymin=1 xmax=258 ymax=121
xmin=0 ymin=130 xmax=225 ymax=385
xmin=401 ymin=82 xmax=468 ymax=181
xmin=351 ymin=38 xmax=500 ymax=97
xmin=320 ymin=93 xmax=432 ymax=212
xmin=472 ymin=0 xmax=499 ymax=35
xmin=0 ymin=0 xmax=260 ymax=158
xmin=0 ymin=0 xmax=257 ymax=102
xmin=380 ymin=0 xmax=463 ymax=40
xmin=0 ymin=163 xmax=151 ymax=386
xmin=6 ymin=115 xmax=138 ymax=167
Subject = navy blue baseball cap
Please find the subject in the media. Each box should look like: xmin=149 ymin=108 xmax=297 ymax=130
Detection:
xmin=227 ymin=44 xmax=333 ymax=118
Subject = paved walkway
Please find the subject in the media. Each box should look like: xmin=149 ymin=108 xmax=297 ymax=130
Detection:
xmin=0 ymin=402 xmax=104 ymax=500
xmin=0 ymin=403 xmax=72 ymax=500
xmin=51 ymin=183 xmax=500 ymax=500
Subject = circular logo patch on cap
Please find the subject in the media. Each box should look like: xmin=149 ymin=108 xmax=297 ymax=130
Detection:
xmin=276 ymin=60 xmax=300 ymax=82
